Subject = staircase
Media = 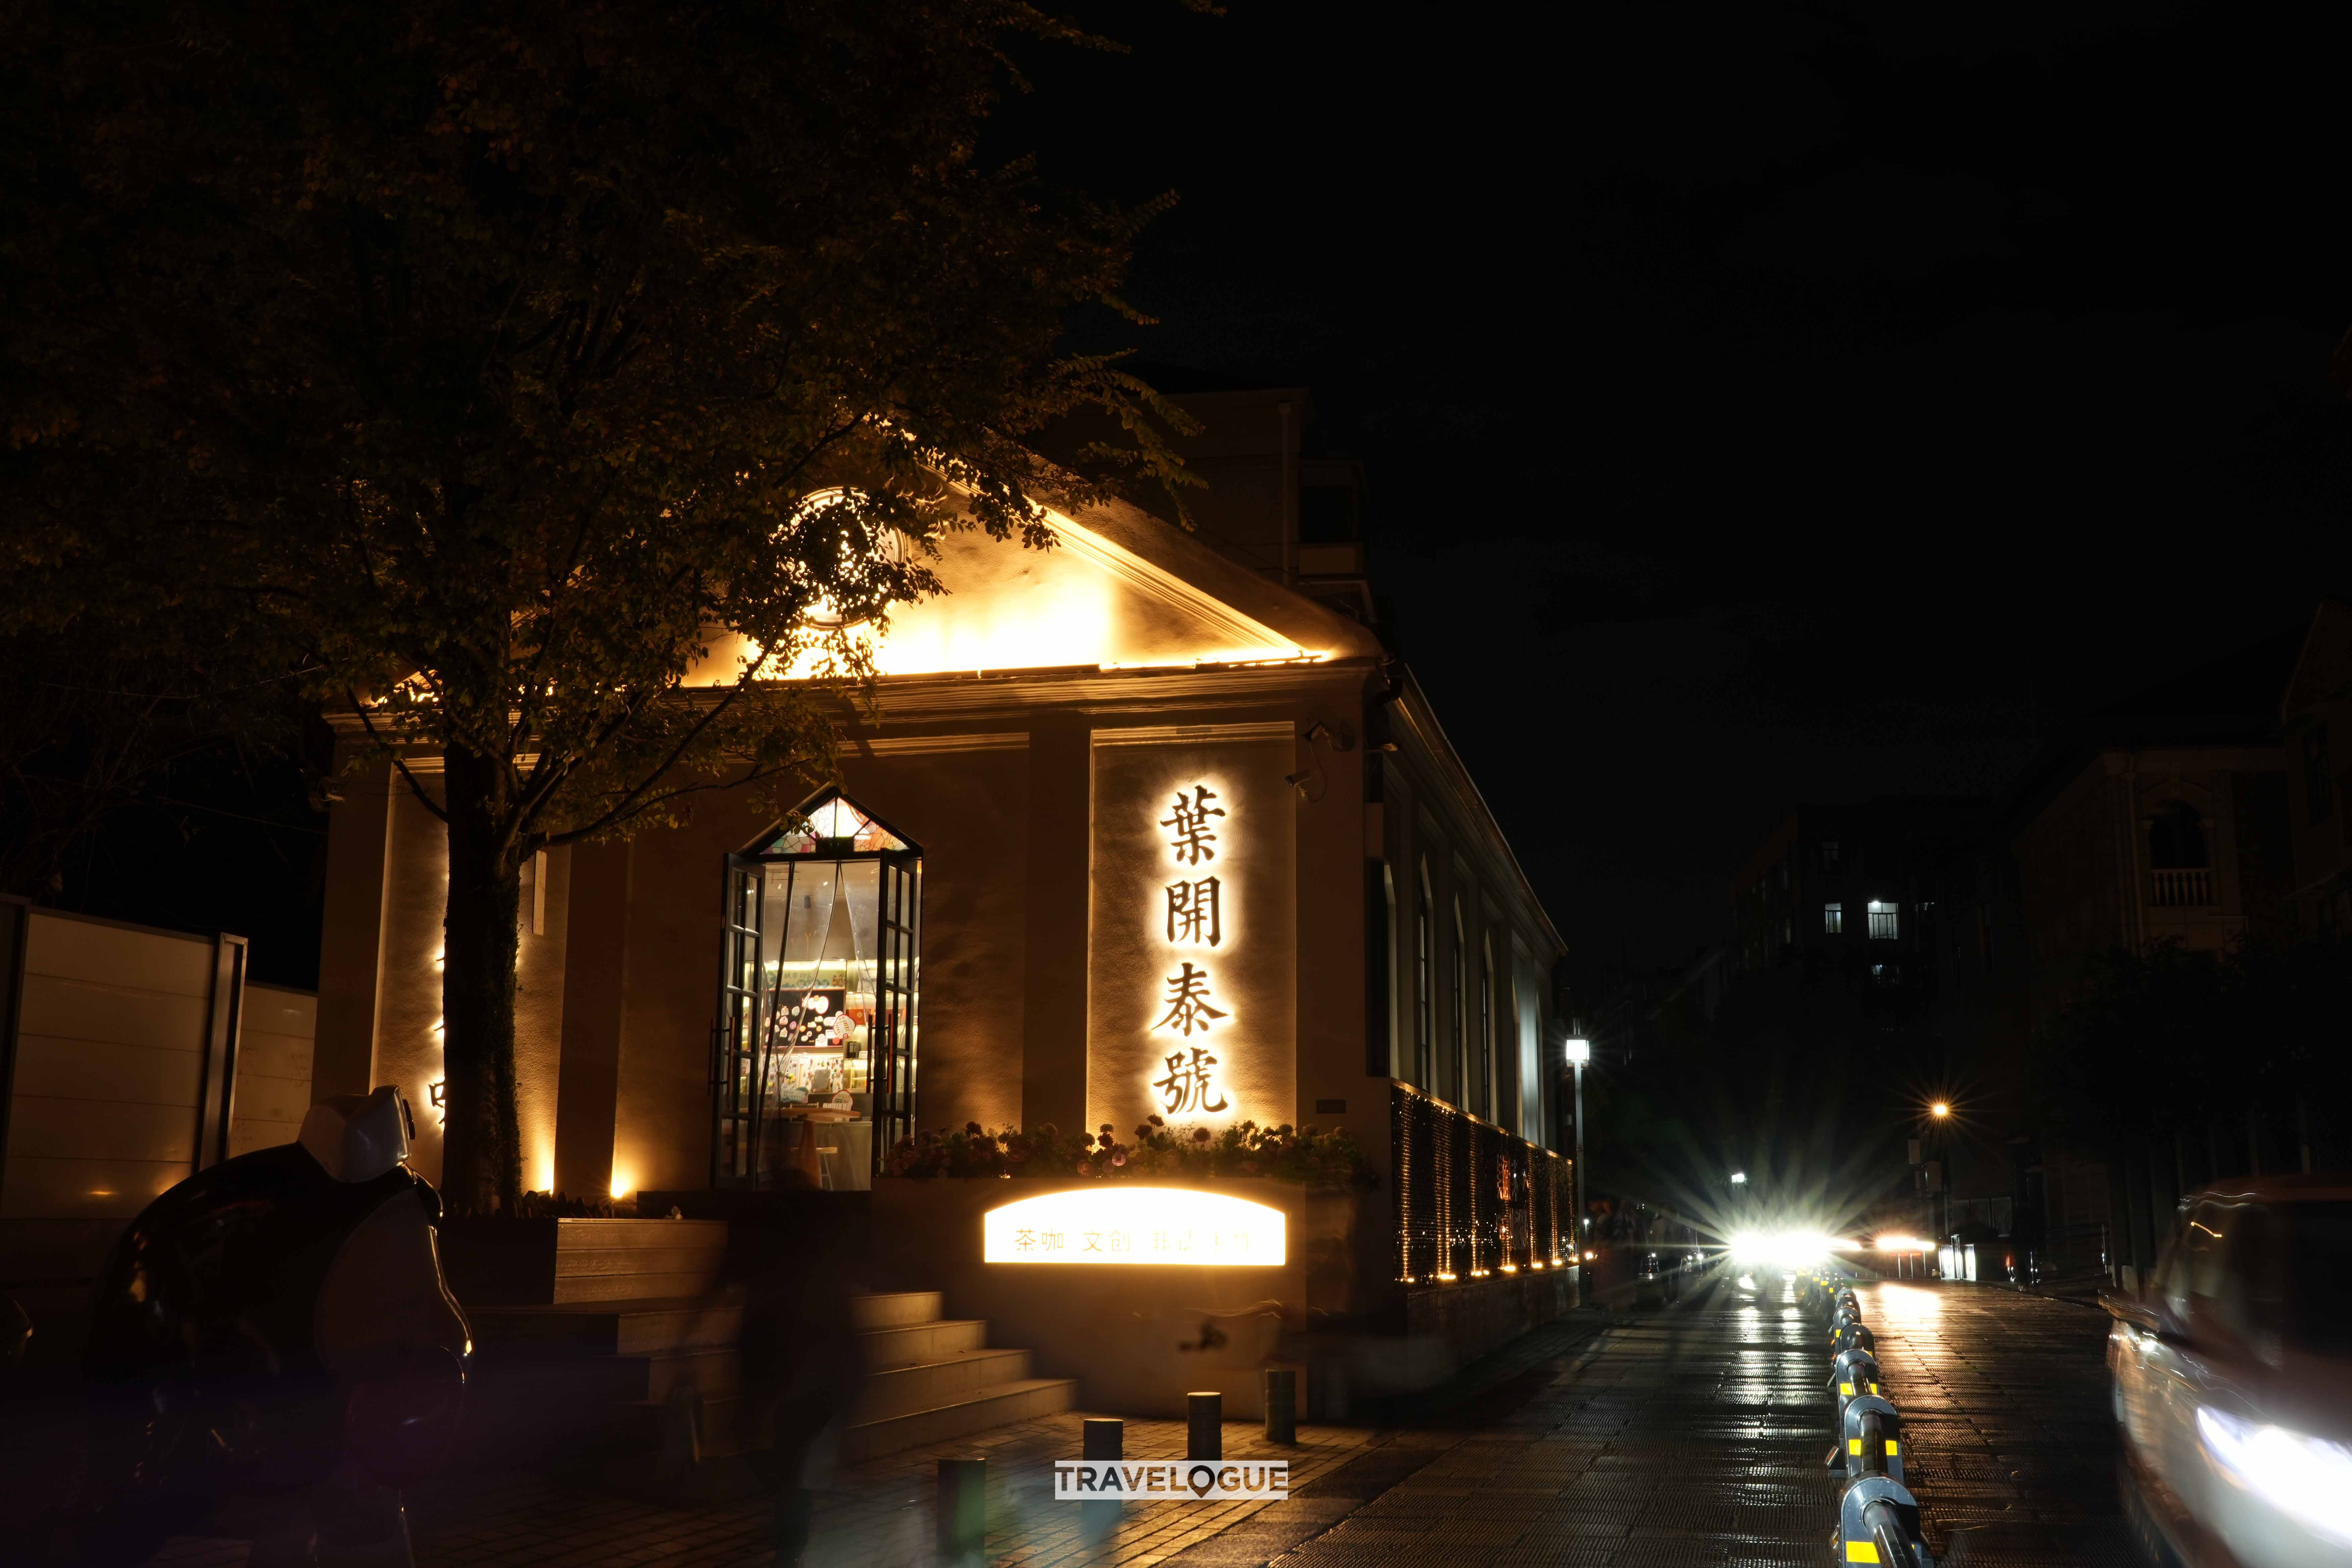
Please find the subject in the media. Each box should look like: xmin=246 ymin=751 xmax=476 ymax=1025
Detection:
xmin=461 ymin=1219 xmax=1071 ymax=1495
xmin=840 ymin=1291 xmax=1074 ymax=1463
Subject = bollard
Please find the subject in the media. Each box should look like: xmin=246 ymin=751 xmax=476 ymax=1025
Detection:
xmin=1840 ymin=1393 xmax=1905 ymax=1485
xmin=1832 ymin=1321 xmax=1876 ymax=1358
xmin=1081 ymin=1418 xmax=1123 ymax=1544
xmin=1830 ymin=1347 xmax=1882 ymax=1399
xmin=1830 ymin=1349 xmax=1885 ymax=1436
xmin=1839 ymin=1473 xmax=1929 ymax=1568
xmin=936 ymin=1457 xmax=987 ymax=1568
xmin=1264 ymin=1368 xmax=1297 ymax=1446
xmin=1187 ymin=1391 xmax=1223 ymax=1461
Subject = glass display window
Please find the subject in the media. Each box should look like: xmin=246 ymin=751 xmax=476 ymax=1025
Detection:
xmin=717 ymin=789 xmax=920 ymax=1189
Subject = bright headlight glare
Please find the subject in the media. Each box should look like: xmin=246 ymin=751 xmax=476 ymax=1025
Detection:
xmin=1729 ymin=1230 xmax=1832 ymax=1268
xmin=2197 ymin=1406 xmax=2352 ymax=1546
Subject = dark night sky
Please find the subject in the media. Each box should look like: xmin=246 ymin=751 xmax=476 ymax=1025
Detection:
xmin=1006 ymin=1 xmax=2352 ymax=975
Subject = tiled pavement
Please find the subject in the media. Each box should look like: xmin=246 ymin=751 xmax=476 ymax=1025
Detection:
xmin=130 ymin=1413 xmax=1381 ymax=1568
xmin=114 ymin=1279 xmax=2133 ymax=1567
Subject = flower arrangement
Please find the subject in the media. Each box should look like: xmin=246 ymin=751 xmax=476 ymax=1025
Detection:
xmin=512 ymin=1189 xmax=624 ymax=1218
xmin=884 ymin=1116 xmax=1375 ymax=1188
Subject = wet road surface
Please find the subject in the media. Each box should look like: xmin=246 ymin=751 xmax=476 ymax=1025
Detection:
xmin=1226 ymin=1271 xmax=2137 ymax=1568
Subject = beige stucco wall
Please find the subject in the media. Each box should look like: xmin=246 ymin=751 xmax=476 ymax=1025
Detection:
xmin=361 ymin=784 xmax=569 ymax=1192
xmin=515 ymin=848 xmax=568 ymax=1192
xmin=840 ymin=741 xmax=1033 ymax=1139
xmin=374 ymin=788 xmax=448 ymax=1180
xmin=600 ymin=738 xmax=1036 ymax=1196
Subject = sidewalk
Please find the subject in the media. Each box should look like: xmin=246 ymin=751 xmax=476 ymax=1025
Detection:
xmin=136 ymin=1411 xmax=1379 ymax=1568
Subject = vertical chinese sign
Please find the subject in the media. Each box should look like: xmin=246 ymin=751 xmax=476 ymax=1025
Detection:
xmin=1153 ymin=784 xmax=1230 ymax=1115
xmin=1088 ymin=726 xmax=1297 ymax=1136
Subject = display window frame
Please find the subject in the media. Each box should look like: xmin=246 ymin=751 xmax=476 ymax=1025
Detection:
xmin=714 ymin=788 xmax=922 ymax=1187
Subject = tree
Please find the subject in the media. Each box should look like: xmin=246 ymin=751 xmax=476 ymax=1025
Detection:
xmin=1 ymin=1 xmax=1188 ymax=1212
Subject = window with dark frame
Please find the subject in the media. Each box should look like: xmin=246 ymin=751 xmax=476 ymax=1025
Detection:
xmin=1415 ymin=863 xmax=1433 ymax=1091
xmin=1480 ymin=934 xmax=1497 ymax=1125
xmin=1450 ymin=903 xmax=1469 ymax=1112
xmin=717 ymin=789 xmax=920 ymax=1190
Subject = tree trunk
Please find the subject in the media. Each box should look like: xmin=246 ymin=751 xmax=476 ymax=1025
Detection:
xmin=441 ymin=745 xmax=525 ymax=1215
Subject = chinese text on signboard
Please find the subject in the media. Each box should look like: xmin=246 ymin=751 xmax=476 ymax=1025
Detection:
xmin=1154 ymin=783 xmax=1230 ymax=1114
xmin=982 ymin=1187 xmax=1286 ymax=1267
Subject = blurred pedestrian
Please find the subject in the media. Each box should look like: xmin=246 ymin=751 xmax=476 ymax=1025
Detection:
xmin=730 ymin=1197 xmax=868 ymax=1567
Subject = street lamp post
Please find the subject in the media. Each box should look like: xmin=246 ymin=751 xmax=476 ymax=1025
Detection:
xmin=1927 ymin=1101 xmax=1951 ymax=1273
xmin=1565 ymin=1035 xmax=1591 ymax=1256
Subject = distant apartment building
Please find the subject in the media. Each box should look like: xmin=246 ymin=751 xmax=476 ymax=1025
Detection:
xmin=1938 ymin=628 xmax=2301 ymax=1284
xmin=2004 ymin=632 xmax=2297 ymax=1032
xmin=1728 ymin=798 xmax=1988 ymax=997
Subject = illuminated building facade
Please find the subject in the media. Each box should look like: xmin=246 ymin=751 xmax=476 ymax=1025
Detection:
xmin=309 ymin=388 xmax=1576 ymax=1378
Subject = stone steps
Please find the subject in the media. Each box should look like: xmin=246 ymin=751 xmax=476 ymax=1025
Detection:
xmin=458 ymin=1223 xmax=1068 ymax=1493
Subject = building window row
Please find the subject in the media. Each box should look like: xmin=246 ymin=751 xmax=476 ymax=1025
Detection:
xmin=1409 ymin=856 xmax=1508 ymax=1126
xmin=1823 ymin=899 xmax=1900 ymax=939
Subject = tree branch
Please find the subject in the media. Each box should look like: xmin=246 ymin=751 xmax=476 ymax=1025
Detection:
xmin=347 ymin=691 xmax=451 ymax=824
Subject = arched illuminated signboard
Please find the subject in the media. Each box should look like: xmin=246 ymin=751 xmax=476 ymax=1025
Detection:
xmin=982 ymin=1187 xmax=1285 ymax=1266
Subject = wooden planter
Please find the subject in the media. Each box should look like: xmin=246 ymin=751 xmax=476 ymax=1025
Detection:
xmin=437 ymin=1216 xmax=730 ymax=1308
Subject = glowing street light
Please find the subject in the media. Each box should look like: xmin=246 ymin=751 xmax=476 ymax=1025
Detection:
xmin=1729 ymin=1172 xmax=1748 ymax=1184
xmin=1565 ymin=1034 xmax=1591 ymax=1247
xmin=1924 ymin=1101 xmax=1952 ymax=1269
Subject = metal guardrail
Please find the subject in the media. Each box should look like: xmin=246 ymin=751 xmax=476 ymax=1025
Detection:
xmin=1803 ymin=1272 xmax=1938 ymax=1567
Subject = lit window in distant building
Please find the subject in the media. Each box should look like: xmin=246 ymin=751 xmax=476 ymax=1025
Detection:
xmin=1867 ymin=901 xmax=1898 ymax=939
xmin=1824 ymin=902 xmax=1843 ymax=935
xmin=2304 ymin=727 xmax=2334 ymax=823
xmin=1820 ymin=840 xmax=1841 ymax=871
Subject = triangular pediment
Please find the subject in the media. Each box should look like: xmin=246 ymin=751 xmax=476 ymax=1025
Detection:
xmin=702 ymin=496 xmax=1382 ymax=684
